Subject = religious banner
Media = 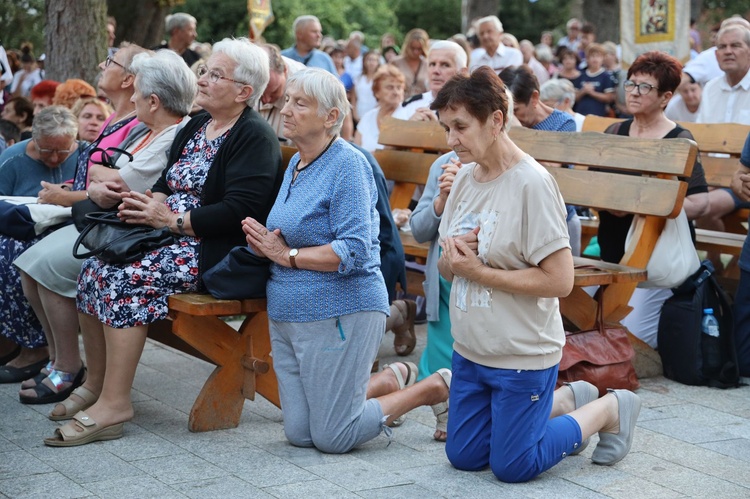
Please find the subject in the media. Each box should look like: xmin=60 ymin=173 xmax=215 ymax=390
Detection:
xmin=248 ymin=0 xmax=274 ymax=40
xmin=620 ymin=0 xmax=690 ymax=68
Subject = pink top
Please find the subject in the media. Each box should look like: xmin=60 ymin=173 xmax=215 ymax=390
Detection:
xmin=85 ymin=115 xmax=141 ymax=187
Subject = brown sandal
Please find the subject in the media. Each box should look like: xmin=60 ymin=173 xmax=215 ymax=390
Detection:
xmin=393 ymin=300 xmax=417 ymax=356
xmin=49 ymin=386 xmax=98 ymax=421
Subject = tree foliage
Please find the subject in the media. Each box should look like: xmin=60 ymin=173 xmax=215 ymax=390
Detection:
xmin=392 ymin=0 xmax=461 ymax=41
xmin=498 ymin=0 xmax=573 ymax=44
xmin=0 ymin=0 xmax=46 ymax=54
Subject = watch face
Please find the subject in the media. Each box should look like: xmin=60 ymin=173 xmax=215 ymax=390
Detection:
xmin=290 ymin=249 xmax=299 ymax=257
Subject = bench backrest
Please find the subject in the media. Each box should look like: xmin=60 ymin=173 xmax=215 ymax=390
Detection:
xmin=582 ymin=115 xmax=750 ymax=188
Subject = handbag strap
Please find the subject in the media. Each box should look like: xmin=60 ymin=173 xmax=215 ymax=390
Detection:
xmin=72 ymin=214 xmax=151 ymax=260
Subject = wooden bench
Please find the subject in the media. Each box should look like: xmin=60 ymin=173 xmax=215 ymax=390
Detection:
xmin=583 ymin=115 xmax=750 ymax=286
xmin=146 ymin=123 xmax=696 ymax=431
xmin=375 ymin=117 xmax=697 ymax=330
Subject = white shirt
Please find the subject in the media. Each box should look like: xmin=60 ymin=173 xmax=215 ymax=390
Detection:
xmin=696 ymin=69 xmax=750 ymax=125
xmin=527 ymin=57 xmax=550 ymax=85
xmin=10 ymin=68 xmax=42 ymax=99
xmin=392 ymin=91 xmax=434 ymax=120
xmin=469 ymin=44 xmax=523 ymax=74
xmin=344 ymin=54 xmax=363 ymax=81
xmin=355 ymin=106 xmax=383 ymax=152
xmin=665 ymin=98 xmax=699 ymax=123
xmin=0 ymin=46 xmax=13 ymax=87
xmin=354 ymin=74 xmax=376 ymax=119
xmin=684 ymin=47 xmax=722 ymax=85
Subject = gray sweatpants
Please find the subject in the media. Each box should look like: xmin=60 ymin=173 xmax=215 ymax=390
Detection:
xmin=269 ymin=311 xmax=387 ymax=453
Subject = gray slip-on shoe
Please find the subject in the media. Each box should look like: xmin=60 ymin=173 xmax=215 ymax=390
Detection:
xmin=591 ymin=389 xmax=642 ymax=466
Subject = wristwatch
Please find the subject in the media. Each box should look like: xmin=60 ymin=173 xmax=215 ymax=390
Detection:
xmin=176 ymin=213 xmax=186 ymax=235
xmin=289 ymin=248 xmax=299 ymax=269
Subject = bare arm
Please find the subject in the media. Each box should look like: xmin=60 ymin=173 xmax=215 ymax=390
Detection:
xmin=682 ymin=191 xmax=710 ymax=220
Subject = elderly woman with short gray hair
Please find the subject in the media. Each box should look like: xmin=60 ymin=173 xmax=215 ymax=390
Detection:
xmin=243 ymin=68 xmax=451 ymax=454
xmin=0 ymin=106 xmax=80 ymax=385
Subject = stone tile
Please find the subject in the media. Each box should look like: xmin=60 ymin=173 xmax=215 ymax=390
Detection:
xmin=130 ymin=453 xmax=229 ymax=485
xmin=398 ymin=463 xmax=519 ymax=498
xmin=0 ymin=472 xmax=92 ymax=498
xmin=174 ymin=475 xmax=273 ymax=498
xmin=700 ymin=438 xmax=750 ymax=464
xmin=304 ymin=458 xmax=413 ymax=492
xmin=37 ymin=448 xmax=143 ymax=484
xmin=0 ymin=450 xmax=54 ymax=480
xmin=349 ymin=440 xmax=446 ymax=471
xmin=261 ymin=440 xmax=353 ymax=468
xmin=356 ymin=483 xmax=446 ymax=499
xmin=651 ymin=403 xmax=748 ymax=427
xmin=206 ymin=449 xmax=318 ymax=488
xmin=102 ymin=431 xmax=185 ymax=462
xmin=82 ymin=475 xmax=186 ymax=498
xmin=552 ymin=461 xmax=683 ymax=498
xmin=264 ymin=478 xmax=359 ymax=498
xmin=638 ymin=416 xmax=737 ymax=443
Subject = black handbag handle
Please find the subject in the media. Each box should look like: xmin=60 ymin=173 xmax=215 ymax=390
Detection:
xmin=72 ymin=212 xmax=151 ymax=260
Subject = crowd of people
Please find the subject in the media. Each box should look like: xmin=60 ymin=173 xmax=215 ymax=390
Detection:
xmin=0 ymin=8 xmax=748 ymax=484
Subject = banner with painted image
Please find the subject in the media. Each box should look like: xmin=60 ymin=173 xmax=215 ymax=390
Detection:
xmin=620 ymin=0 xmax=690 ymax=68
xmin=248 ymin=0 xmax=274 ymax=40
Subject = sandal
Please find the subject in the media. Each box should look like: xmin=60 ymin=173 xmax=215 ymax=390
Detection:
xmin=431 ymin=368 xmax=452 ymax=442
xmin=0 ymin=357 xmax=49 ymax=384
xmin=385 ymin=362 xmax=418 ymax=427
xmin=19 ymin=365 xmax=86 ymax=405
xmin=393 ymin=300 xmax=417 ymax=356
xmin=49 ymin=386 xmax=98 ymax=421
xmin=21 ymin=361 xmax=54 ymax=390
xmin=44 ymin=411 xmax=124 ymax=447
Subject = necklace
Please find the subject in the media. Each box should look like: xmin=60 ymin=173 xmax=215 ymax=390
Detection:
xmin=130 ymin=130 xmax=154 ymax=155
xmin=295 ymin=136 xmax=338 ymax=173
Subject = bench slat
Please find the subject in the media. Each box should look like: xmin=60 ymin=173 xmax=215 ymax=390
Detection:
xmin=510 ymin=128 xmax=697 ymax=177
xmin=169 ymin=293 xmax=242 ymax=316
xmin=378 ymin=117 xmax=450 ymax=152
xmin=374 ymin=149 xmax=438 ymax=184
xmin=547 ymin=167 xmax=687 ymax=218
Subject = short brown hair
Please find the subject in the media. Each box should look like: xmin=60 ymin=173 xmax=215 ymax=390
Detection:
xmin=371 ymin=64 xmax=405 ymax=97
xmin=431 ymin=66 xmax=509 ymax=126
xmin=53 ymin=79 xmax=97 ymax=109
xmin=627 ymin=50 xmax=683 ymax=94
xmin=585 ymin=43 xmax=606 ymax=58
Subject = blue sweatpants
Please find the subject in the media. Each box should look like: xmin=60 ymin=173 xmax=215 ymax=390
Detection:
xmin=269 ymin=311 xmax=387 ymax=453
xmin=445 ymin=352 xmax=582 ymax=483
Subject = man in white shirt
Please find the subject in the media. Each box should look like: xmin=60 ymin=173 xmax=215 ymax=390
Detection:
xmin=695 ymin=24 xmax=750 ymax=259
xmin=557 ymin=18 xmax=582 ymax=52
xmin=696 ymin=25 xmax=750 ymax=125
xmin=469 ymin=16 xmax=523 ymax=74
xmin=344 ymin=31 xmax=365 ymax=81
xmin=393 ymin=40 xmax=468 ymax=122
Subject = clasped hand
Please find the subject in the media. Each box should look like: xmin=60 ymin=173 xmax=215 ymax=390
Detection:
xmin=242 ymin=217 xmax=289 ymax=265
xmin=441 ymin=226 xmax=482 ymax=279
xmin=118 ymin=190 xmax=172 ymax=227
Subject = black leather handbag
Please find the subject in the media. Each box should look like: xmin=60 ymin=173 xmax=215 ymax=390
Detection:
xmin=72 ymin=211 xmax=175 ymax=264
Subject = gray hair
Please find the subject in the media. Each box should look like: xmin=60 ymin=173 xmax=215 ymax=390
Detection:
xmin=261 ymin=43 xmax=286 ymax=73
xmin=286 ymin=68 xmax=347 ymax=136
xmin=717 ymin=25 xmax=750 ymax=48
xmin=540 ymin=78 xmax=576 ymax=106
xmin=429 ymin=40 xmax=468 ymax=70
xmin=293 ymin=15 xmax=320 ymax=34
xmin=566 ymin=18 xmax=581 ymax=30
xmin=535 ymin=44 xmax=553 ymax=63
xmin=131 ymin=50 xmax=197 ymax=116
xmin=165 ymin=13 xmax=196 ymax=34
xmin=212 ymin=37 xmax=270 ymax=108
xmin=31 ymin=105 xmax=78 ymax=142
xmin=476 ymin=15 xmax=503 ymax=33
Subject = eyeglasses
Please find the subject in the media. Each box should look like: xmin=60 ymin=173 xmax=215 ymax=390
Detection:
xmin=104 ymin=56 xmax=128 ymax=71
xmin=623 ymin=80 xmax=659 ymax=95
xmin=34 ymin=140 xmax=76 ymax=156
xmin=196 ymin=65 xmax=248 ymax=85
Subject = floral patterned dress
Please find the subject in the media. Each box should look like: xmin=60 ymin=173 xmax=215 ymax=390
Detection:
xmin=76 ymin=124 xmax=228 ymax=328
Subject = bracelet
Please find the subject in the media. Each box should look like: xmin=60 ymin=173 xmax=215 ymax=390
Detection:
xmin=85 ymin=191 xmax=90 ymax=199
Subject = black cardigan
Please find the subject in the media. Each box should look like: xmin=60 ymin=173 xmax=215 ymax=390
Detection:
xmin=153 ymin=107 xmax=283 ymax=277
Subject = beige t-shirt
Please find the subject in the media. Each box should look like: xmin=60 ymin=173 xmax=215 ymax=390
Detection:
xmin=438 ymin=155 xmax=570 ymax=370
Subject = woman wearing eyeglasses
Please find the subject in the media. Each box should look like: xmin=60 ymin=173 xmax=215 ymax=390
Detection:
xmin=0 ymin=45 xmax=144 ymax=401
xmin=14 ymin=49 xmax=194 ymax=413
xmin=0 ymin=106 xmax=81 ymax=384
xmin=43 ymin=38 xmax=282 ymax=446
xmin=598 ymin=51 xmax=709 ymax=348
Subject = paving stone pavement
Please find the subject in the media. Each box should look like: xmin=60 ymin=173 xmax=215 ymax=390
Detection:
xmin=2 ymin=324 xmax=750 ymax=498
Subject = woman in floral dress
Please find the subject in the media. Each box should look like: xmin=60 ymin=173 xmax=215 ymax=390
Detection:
xmin=44 ymin=38 xmax=283 ymax=447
